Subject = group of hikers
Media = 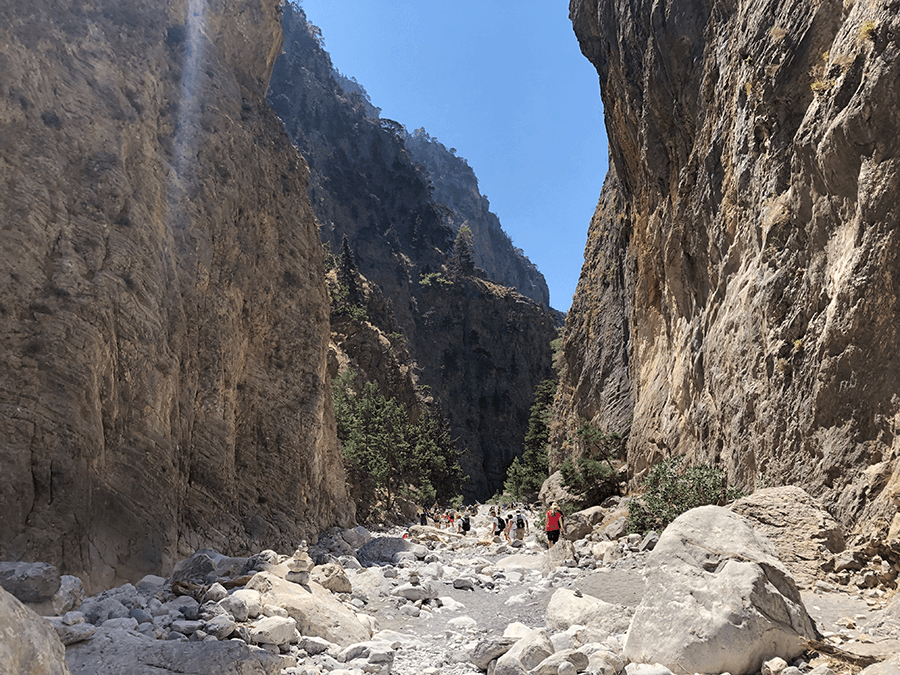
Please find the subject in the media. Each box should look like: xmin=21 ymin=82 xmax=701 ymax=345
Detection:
xmin=417 ymin=501 xmax=566 ymax=548
xmin=418 ymin=504 xmax=476 ymax=534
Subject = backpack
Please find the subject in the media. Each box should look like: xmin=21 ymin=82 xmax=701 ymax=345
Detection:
xmin=516 ymin=515 xmax=525 ymax=529
xmin=462 ymin=516 xmax=470 ymax=531
xmin=496 ymin=516 xmax=505 ymax=531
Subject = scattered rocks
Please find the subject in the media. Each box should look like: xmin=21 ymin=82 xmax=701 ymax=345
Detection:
xmin=3 ymin=501 xmax=897 ymax=675
xmin=65 ymin=627 xmax=285 ymax=674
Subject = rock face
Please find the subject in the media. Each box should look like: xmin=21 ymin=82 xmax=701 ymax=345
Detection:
xmin=0 ymin=0 xmax=352 ymax=592
xmin=623 ymin=506 xmax=817 ymax=675
xmin=0 ymin=587 xmax=70 ymax=675
xmin=731 ymin=486 xmax=845 ymax=588
xmin=403 ymin=129 xmax=553 ymax=310
xmin=562 ymin=0 xmax=900 ymax=532
xmin=267 ymin=4 xmax=559 ymax=499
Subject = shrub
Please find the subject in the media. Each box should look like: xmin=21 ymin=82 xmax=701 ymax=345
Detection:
xmin=560 ymin=456 xmax=619 ymax=507
xmin=558 ymin=420 xmax=625 ymax=508
xmin=859 ymin=20 xmax=877 ymax=42
xmin=627 ymin=457 xmax=744 ymax=534
xmin=503 ymin=379 xmax=556 ymax=500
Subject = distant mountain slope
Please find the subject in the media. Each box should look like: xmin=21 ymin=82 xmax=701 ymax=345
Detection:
xmin=268 ymin=4 xmax=559 ymax=499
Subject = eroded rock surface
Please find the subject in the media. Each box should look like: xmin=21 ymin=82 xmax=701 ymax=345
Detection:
xmin=563 ymin=0 xmax=900 ymax=536
xmin=0 ymin=0 xmax=352 ymax=592
xmin=623 ymin=506 xmax=817 ymax=675
xmin=0 ymin=586 xmax=70 ymax=675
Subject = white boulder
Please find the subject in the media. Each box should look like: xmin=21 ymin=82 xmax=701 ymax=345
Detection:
xmin=623 ymin=506 xmax=818 ymax=675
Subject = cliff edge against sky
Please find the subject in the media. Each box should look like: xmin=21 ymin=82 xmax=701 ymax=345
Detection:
xmin=0 ymin=0 xmax=352 ymax=592
xmin=559 ymin=0 xmax=900 ymax=535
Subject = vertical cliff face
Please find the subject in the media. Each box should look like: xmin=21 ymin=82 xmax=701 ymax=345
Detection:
xmin=0 ymin=0 xmax=352 ymax=592
xmin=268 ymin=5 xmax=559 ymax=499
xmin=563 ymin=0 xmax=900 ymax=532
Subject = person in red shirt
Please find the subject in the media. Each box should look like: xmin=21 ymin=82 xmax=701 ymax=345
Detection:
xmin=546 ymin=502 xmax=564 ymax=548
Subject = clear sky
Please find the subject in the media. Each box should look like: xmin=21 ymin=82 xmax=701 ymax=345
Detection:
xmin=298 ymin=1 xmax=609 ymax=312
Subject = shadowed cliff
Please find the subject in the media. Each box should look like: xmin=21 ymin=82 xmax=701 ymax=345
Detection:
xmin=267 ymin=4 xmax=560 ymax=499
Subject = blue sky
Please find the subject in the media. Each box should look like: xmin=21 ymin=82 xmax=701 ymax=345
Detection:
xmin=298 ymin=1 xmax=608 ymax=312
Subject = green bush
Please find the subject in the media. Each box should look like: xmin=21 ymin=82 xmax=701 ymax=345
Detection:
xmin=558 ymin=419 xmax=624 ymax=508
xmin=560 ymin=455 xmax=619 ymax=507
xmin=627 ymin=457 xmax=744 ymax=534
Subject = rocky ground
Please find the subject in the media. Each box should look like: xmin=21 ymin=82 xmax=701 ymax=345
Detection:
xmin=2 ymin=488 xmax=900 ymax=675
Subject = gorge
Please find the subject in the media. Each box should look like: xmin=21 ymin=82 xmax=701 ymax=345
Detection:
xmin=0 ymin=0 xmax=898 ymax=620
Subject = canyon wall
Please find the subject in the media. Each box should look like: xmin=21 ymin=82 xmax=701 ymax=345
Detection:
xmin=560 ymin=0 xmax=900 ymax=533
xmin=268 ymin=5 xmax=559 ymax=500
xmin=0 ymin=0 xmax=352 ymax=592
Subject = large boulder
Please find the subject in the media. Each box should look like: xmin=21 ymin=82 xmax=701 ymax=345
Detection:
xmin=623 ymin=506 xmax=818 ymax=675
xmin=310 ymin=563 xmax=352 ymax=594
xmin=27 ymin=575 xmax=85 ymax=616
xmin=542 ymin=540 xmax=577 ymax=577
xmin=65 ymin=627 xmax=283 ymax=674
xmin=564 ymin=506 xmax=607 ymax=541
xmin=357 ymin=537 xmax=414 ymax=564
xmin=731 ymin=486 xmax=845 ymax=588
xmin=545 ymin=588 xmax=633 ymax=639
xmin=0 ymin=586 xmax=70 ymax=675
xmin=0 ymin=562 xmax=61 ymax=603
xmin=494 ymin=629 xmax=555 ymax=675
xmin=245 ymin=571 xmax=369 ymax=646
xmin=539 ymin=472 xmax=577 ymax=509
xmin=340 ymin=526 xmax=372 ymax=549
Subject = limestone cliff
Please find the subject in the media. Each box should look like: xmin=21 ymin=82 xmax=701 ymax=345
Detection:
xmin=0 ymin=0 xmax=353 ymax=592
xmin=561 ymin=0 xmax=900 ymax=534
xmin=268 ymin=5 xmax=559 ymax=499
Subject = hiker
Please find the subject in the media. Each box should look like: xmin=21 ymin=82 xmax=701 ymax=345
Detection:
xmin=460 ymin=511 xmax=471 ymax=535
xmin=419 ymin=509 xmax=428 ymax=526
xmin=514 ymin=509 xmax=528 ymax=540
xmin=489 ymin=507 xmax=503 ymax=538
xmin=504 ymin=513 xmax=516 ymax=543
xmin=546 ymin=502 xmax=564 ymax=548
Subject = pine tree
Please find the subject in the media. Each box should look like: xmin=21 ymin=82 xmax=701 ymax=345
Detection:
xmin=333 ymin=372 xmax=463 ymax=516
xmin=504 ymin=378 xmax=557 ymax=499
xmin=447 ymin=225 xmax=475 ymax=279
xmin=337 ymin=234 xmax=361 ymax=306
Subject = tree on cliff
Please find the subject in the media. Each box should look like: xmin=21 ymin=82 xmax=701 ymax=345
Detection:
xmin=447 ymin=225 xmax=475 ymax=279
xmin=337 ymin=234 xmax=361 ymax=307
xmin=559 ymin=420 xmax=625 ymax=508
xmin=504 ymin=378 xmax=557 ymax=500
xmin=332 ymin=371 xmax=463 ymax=518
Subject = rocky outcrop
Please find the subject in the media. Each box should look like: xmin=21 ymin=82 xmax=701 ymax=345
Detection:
xmin=0 ymin=0 xmax=352 ymax=592
xmin=404 ymin=129 xmax=553 ymax=309
xmin=731 ymin=486 xmax=845 ymax=588
xmin=562 ymin=0 xmax=900 ymax=532
xmin=267 ymin=4 xmax=559 ymax=499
